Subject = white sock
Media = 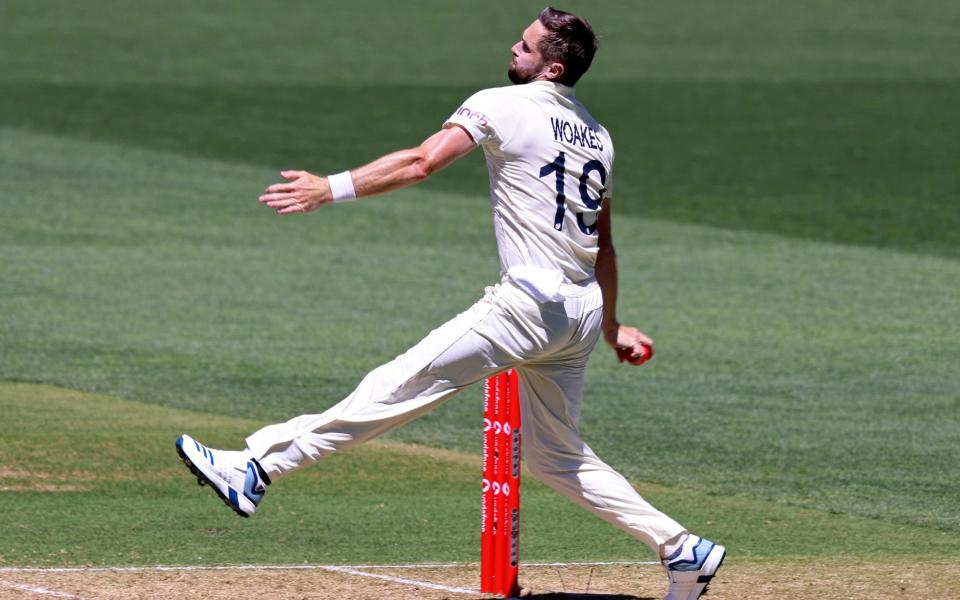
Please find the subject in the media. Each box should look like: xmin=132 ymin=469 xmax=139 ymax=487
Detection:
xmin=661 ymin=533 xmax=690 ymax=559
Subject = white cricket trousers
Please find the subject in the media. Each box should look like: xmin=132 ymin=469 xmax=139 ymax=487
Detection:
xmin=246 ymin=279 xmax=687 ymax=554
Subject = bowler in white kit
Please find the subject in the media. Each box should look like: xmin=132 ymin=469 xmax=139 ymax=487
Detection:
xmin=176 ymin=8 xmax=725 ymax=599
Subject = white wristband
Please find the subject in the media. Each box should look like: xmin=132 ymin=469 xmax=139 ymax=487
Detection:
xmin=328 ymin=171 xmax=357 ymax=203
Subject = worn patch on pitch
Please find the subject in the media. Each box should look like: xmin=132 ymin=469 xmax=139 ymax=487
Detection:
xmin=0 ymin=466 xmax=93 ymax=493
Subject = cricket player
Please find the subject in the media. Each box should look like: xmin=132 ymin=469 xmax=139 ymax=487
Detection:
xmin=177 ymin=8 xmax=724 ymax=599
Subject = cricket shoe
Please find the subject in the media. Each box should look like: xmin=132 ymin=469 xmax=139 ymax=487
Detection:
xmin=662 ymin=535 xmax=726 ymax=600
xmin=175 ymin=434 xmax=269 ymax=517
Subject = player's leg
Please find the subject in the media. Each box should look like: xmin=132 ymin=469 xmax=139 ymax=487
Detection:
xmin=244 ymin=296 xmax=507 ymax=477
xmin=517 ymin=338 xmax=724 ymax=599
xmin=241 ymin=281 xmax=579 ymax=481
xmin=177 ymin=283 xmax=526 ymax=514
xmin=517 ymin=361 xmax=688 ymax=554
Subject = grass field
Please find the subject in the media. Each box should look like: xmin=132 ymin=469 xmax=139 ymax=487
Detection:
xmin=1 ymin=1 xmax=959 ymax=598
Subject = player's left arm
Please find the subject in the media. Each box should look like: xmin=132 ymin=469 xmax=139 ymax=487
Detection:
xmin=259 ymin=125 xmax=476 ymax=215
xmin=595 ymin=196 xmax=655 ymax=366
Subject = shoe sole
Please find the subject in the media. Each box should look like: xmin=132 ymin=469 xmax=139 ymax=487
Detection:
xmin=175 ymin=436 xmax=251 ymax=518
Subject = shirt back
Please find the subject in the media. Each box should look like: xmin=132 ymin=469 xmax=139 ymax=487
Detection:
xmin=445 ymin=81 xmax=615 ymax=285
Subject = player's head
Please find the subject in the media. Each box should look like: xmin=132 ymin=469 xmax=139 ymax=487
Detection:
xmin=508 ymin=7 xmax=598 ymax=87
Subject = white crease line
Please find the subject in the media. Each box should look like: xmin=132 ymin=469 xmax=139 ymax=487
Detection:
xmin=321 ymin=565 xmax=477 ymax=595
xmin=0 ymin=580 xmax=88 ymax=599
xmin=0 ymin=560 xmax=656 ymax=574
xmin=520 ymin=561 xmax=658 ymax=567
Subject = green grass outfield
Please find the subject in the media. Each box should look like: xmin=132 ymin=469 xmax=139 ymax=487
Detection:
xmin=2 ymin=0 xmax=958 ymax=568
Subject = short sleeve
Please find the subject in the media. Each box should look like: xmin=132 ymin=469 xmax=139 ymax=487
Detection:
xmin=601 ymin=128 xmax=614 ymax=199
xmin=443 ymin=88 xmax=516 ymax=147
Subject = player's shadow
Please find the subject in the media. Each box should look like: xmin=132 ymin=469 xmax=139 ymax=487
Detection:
xmin=522 ymin=593 xmax=654 ymax=600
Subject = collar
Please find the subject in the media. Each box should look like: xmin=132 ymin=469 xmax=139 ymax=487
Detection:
xmin=529 ymin=79 xmax=576 ymax=97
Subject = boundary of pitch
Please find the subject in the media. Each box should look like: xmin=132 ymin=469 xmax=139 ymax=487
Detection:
xmin=0 ymin=561 xmax=659 ymax=598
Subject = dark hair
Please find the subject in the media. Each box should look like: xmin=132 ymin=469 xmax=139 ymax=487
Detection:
xmin=537 ymin=7 xmax=598 ymax=86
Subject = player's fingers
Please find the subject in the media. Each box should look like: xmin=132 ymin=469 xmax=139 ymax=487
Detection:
xmin=629 ymin=343 xmax=653 ymax=366
xmin=616 ymin=343 xmax=648 ymax=366
xmin=635 ymin=331 xmax=654 ymax=347
xmin=265 ymin=183 xmax=297 ymax=193
xmin=277 ymin=202 xmax=305 ymax=215
xmin=263 ymin=197 xmax=301 ymax=209
xmin=641 ymin=342 xmax=654 ymax=359
xmin=259 ymin=192 xmax=296 ymax=203
xmin=281 ymin=170 xmax=305 ymax=180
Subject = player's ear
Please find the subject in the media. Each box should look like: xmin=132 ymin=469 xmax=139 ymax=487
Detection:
xmin=544 ymin=62 xmax=565 ymax=82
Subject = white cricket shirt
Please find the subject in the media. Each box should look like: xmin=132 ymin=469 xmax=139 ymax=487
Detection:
xmin=444 ymin=81 xmax=615 ymax=293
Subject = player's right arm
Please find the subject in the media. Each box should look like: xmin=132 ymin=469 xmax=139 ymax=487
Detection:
xmin=595 ymin=196 xmax=655 ymax=366
xmin=258 ymin=125 xmax=476 ymax=215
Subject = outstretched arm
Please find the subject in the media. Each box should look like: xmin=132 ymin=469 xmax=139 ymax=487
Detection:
xmin=259 ymin=125 xmax=477 ymax=215
xmin=595 ymin=197 xmax=655 ymax=366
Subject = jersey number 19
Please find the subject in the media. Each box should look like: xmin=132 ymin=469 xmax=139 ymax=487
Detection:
xmin=539 ymin=151 xmax=607 ymax=235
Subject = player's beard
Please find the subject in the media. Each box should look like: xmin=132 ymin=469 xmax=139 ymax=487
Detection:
xmin=508 ymin=59 xmax=541 ymax=84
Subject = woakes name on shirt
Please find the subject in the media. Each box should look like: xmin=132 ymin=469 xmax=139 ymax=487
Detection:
xmin=550 ymin=118 xmax=604 ymax=151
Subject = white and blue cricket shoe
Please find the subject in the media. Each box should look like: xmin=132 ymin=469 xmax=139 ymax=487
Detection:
xmin=662 ymin=534 xmax=726 ymax=600
xmin=176 ymin=434 xmax=269 ymax=518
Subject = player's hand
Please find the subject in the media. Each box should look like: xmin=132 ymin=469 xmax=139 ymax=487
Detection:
xmin=603 ymin=323 xmax=654 ymax=366
xmin=259 ymin=170 xmax=332 ymax=215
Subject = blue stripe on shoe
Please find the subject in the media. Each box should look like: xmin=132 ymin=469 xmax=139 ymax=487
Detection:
xmin=195 ymin=443 xmax=214 ymax=465
xmin=669 ymin=539 xmax=715 ymax=572
xmin=228 ymin=487 xmax=239 ymax=507
xmin=243 ymin=464 xmax=265 ymax=503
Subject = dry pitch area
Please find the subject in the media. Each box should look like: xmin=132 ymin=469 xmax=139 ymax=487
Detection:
xmin=1 ymin=561 xmax=955 ymax=600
